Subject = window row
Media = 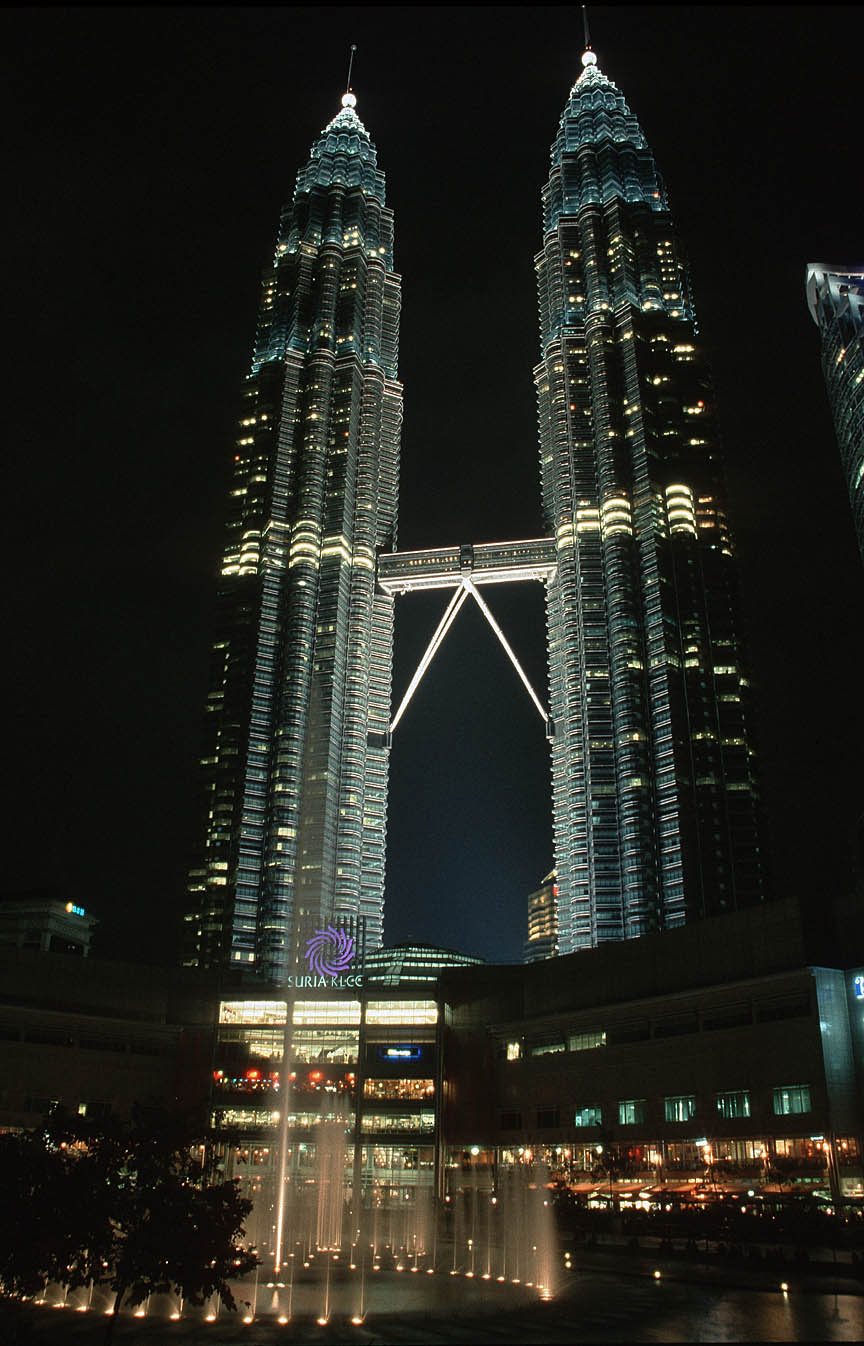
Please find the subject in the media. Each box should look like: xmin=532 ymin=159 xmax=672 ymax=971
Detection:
xmin=505 ymin=996 xmax=812 ymax=1060
xmin=570 ymin=1086 xmax=812 ymax=1128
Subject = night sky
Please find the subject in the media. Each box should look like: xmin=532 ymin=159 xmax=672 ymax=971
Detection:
xmin=4 ymin=6 xmax=863 ymax=968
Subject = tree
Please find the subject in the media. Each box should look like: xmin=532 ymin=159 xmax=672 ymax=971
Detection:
xmin=0 ymin=1109 xmax=257 ymax=1338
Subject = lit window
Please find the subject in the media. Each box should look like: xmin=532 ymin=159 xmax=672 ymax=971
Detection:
xmin=716 ymin=1091 xmax=751 ymax=1120
xmin=293 ymin=1001 xmax=361 ymax=1027
xmin=573 ymin=1105 xmax=602 ymax=1127
xmin=664 ymin=1095 xmax=696 ymax=1123
xmin=568 ymin=1030 xmax=606 ymax=1052
xmin=363 ymin=1079 xmax=434 ymax=1101
xmin=365 ymin=1001 xmax=437 ymax=1025
xmin=506 ymin=1041 xmax=521 ymax=1061
xmin=219 ymin=1000 xmax=287 ymax=1026
xmin=772 ymin=1085 xmax=811 ymax=1116
xmin=618 ymin=1099 xmax=646 ymax=1126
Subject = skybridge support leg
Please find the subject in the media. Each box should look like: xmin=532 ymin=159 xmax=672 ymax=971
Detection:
xmin=389 ymin=584 xmax=470 ymax=734
xmin=463 ymin=578 xmax=549 ymax=725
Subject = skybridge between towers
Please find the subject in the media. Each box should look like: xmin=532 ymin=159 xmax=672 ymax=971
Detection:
xmin=376 ymin=538 xmax=557 ymax=740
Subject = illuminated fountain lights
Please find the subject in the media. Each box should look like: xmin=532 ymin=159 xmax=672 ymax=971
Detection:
xmin=200 ymin=974 xmax=561 ymax=1330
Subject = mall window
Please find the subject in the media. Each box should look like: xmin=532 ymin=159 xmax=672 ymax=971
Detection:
xmin=365 ymin=1001 xmax=438 ymax=1026
xmin=772 ymin=1085 xmax=812 ymax=1116
xmin=293 ymin=1001 xmax=361 ymax=1026
xmin=574 ymin=1105 xmax=602 ymax=1127
xmin=569 ymin=1030 xmax=606 ymax=1051
xmin=531 ymin=1041 xmax=566 ymax=1056
xmin=219 ymin=1000 xmax=286 ymax=1025
xmin=716 ymin=1090 xmax=751 ymax=1120
xmin=219 ymin=1026 xmax=284 ymax=1060
xmin=363 ymin=1079 xmax=434 ymax=1101
xmin=212 ymin=1108 xmax=279 ymax=1129
xmin=664 ymin=1095 xmax=696 ymax=1123
xmin=618 ymin=1099 xmax=646 ymax=1125
xmin=360 ymin=1111 xmax=435 ymax=1134
xmin=291 ymin=1028 xmax=358 ymax=1063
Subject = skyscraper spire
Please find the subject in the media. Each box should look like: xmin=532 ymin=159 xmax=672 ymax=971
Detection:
xmin=582 ymin=3 xmax=591 ymax=52
xmin=345 ymin=42 xmax=357 ymax=96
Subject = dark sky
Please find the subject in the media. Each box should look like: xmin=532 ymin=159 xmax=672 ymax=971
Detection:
xmin=3 ymin=6 xmax=863 ymax=967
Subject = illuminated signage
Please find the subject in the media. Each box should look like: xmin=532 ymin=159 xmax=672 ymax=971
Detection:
xmin=65 ymin=902 xmax=85 ymax=917
xmin=285 ymin=924 xmax=363 ymax=989
xmin=853 ymin=975 xmax=864 ymax=1000
xmin=378 ymin=1045 xmax=423 ymax=1061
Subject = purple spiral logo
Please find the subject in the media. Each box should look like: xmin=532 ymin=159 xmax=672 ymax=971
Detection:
xmin=304 ymin=925 xmax=355 ymax=977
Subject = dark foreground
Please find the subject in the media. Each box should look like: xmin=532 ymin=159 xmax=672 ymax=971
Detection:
xmin=5 ymin=1254 xmax=864 ymax=1345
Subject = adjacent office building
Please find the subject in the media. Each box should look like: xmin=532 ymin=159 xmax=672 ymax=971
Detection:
xmin=535 ymin=48 xmax=763 ymax=951
xmin=806 ymin=265 xmax=864 ymax=565
xmin=524 ymin=870 xmax=558 ymax=963
xmin=184 ymin=92 xmax=402 ymax=979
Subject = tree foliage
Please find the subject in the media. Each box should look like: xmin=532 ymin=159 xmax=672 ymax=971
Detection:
xmin=0 ymin=1109 xmax=257 ymax=1323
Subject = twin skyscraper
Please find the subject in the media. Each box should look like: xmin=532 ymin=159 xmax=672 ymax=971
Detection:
xmin=184 ymin=47 xmax=763 ymax=981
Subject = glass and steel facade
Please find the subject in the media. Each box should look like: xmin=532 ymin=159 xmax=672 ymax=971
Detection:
xmin=362 ymin=942 xmax=483 ymax=986
xmin=185 ymin=95 xmax=402 ymax=977
xmin=806 ymin=265 xmax=864 ymax=566
xmin=210 ymin=990 xmax=440 ymax=1255
xmin=535 ymin=50 xmax=763 ymax=951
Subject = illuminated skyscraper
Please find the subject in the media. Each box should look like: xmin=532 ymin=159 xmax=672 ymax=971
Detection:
xmin=523 ymin=870 xmax=558 ymax=963
xmin=806 ymin=265 xmax=864 ymax=566
xmin=535 ymin=48 xmax=763 ymax=950
xmin=185 ymin=91 xmax=402 ymax=979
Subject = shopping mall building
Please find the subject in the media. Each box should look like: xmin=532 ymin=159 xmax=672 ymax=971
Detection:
xmin=2 ymin=895 xmax=864 ymax=1234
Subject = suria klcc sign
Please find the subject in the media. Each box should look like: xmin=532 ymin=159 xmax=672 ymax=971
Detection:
xmin=286 ymin=924 xmax=363 ymax=988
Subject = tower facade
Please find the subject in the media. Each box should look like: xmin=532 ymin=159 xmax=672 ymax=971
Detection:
xmin=185 ymin=94 xmax=402 ymax=979
xmin=806 ymin=265 xmax=864 ymax=566
xmin=535 ymin=50 xmax=763 ymax=951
